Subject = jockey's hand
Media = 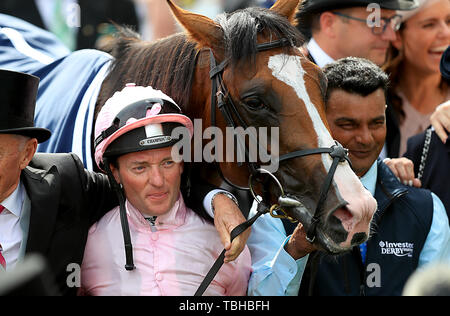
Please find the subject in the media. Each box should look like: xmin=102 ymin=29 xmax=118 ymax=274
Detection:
xmin=284 ymin=222 xmax=317 ymax=260
xmin=383 ymin=157 xmax=421 ymax=188
xmin=430 ymin=100 xmax=450 ymax=143
xmin=212 ymin=193 xmax=250 ymax=263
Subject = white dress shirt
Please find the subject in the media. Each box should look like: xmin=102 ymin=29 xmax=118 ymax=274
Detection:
xmin=0 ymin=181 xmax=25 ymax=270
xmin=306 ymin=37 xmax=335 ymax=68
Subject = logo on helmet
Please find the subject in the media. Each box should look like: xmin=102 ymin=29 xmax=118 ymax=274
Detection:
xmin=139 ymin=136 xmax=173 ymax=147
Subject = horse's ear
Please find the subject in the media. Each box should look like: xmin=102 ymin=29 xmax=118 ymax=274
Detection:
xmin=270 ymin=0 xmax=301 ymax=25
xmin=166 ymin=0 xmax=224 ymax=52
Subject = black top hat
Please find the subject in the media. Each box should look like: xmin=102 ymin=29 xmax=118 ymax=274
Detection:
xmin=0 ymin=69 xmax=51 ymax=143
xmin=297 ymin=0 xmax=419 ymax=38
xmin=441 ymin=47 xmax=450 ymax=81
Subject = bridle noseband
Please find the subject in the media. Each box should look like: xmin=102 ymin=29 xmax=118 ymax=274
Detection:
xmin=195 ymin=38 xmax=352 ymax=295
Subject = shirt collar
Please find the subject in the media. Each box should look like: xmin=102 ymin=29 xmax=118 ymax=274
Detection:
xmin=1 ymin=181 xmax=25 ymax=217
xmin=126 ymin=193 xmax=187 ymax=230
xmin=359 ymin=161 xmax=378 ymax=196
xmin=307 ymin=37 xmax=335 ymax=68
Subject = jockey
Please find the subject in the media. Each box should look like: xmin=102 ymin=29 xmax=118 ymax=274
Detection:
xmin=79 ymin=84 xmax=251 ymax=295
xmin=0 ymin=11 xmax=252 ymax=276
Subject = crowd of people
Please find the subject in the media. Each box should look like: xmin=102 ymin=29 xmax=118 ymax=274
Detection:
xmin=0 ymin=0 xmax=449 ymax=297
xmin=0 ymin=0 xmax=262 ymax=49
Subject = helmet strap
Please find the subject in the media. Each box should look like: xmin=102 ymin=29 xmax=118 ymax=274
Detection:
xmin=103 ymin=157 xmax=136 ymax=271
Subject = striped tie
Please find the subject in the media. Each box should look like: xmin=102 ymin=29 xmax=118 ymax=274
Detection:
xmin=0 ymin=205 xmax=6 ymax=269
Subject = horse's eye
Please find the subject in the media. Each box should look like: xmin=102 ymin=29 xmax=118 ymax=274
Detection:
xmin=244 ymin=98 xmax=265 ymax=111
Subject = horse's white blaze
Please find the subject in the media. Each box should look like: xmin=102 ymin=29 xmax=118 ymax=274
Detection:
xmin=268 ymin=54 xmax=335 ymax=170
xmin=268 ymin=54 xmax=377 ymax=239
xmin=268 ymin=54 xmax=334 ymax=149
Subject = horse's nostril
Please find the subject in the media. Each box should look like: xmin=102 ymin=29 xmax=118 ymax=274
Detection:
xmin=351 ymin=232 xmax=368 ymax=246
xmin=326 ymin=214 xmax=348 ymax=244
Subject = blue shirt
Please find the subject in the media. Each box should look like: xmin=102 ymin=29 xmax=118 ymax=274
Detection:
xmin=247 ymin=161 xmax=450 ymax=296
xmin=246 ymin=198 xmax=309 ymax=296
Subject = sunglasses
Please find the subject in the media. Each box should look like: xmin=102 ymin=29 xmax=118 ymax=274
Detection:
xmin=332 ymin=12 xmax=403 ymax=35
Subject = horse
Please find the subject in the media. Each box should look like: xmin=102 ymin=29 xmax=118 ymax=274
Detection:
xmin=0 ymin=0 xmax=376 ymax=254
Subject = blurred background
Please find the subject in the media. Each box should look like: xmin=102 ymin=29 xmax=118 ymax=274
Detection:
xmin=0 ymin=0 xmax=276 ymax=51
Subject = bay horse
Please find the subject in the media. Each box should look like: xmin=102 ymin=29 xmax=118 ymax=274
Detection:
xmin=94 ymin=0 xmax=376 ymax=254
xmin=0 ymin=0 xmax=376 ymax=254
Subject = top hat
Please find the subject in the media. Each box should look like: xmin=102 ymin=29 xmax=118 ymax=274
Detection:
xmin=0 ymin=69 xmax=51 ymax=143
xmin=441 ymin=46 xmax=450 ymax=81
xmin=297 ymin=0 xmax=419 ymax=38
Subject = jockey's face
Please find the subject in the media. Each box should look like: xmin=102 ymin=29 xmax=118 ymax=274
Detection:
xmin=111 ymin=146 xmax=183 ymax=217
xmin=0 ymin=134 xmax=37 ymax=204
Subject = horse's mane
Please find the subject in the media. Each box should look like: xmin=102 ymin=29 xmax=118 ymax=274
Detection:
xmin=96 ymin=28 xmax=197 ymax=120
xmin=216 ymin=7 xmax=303 ymax=65
xmin=96 ymin=6 xmax=304 ymax=118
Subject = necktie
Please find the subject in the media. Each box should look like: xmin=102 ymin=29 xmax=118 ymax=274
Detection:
xmin=0 ymin=205 xmax=6 ymax=269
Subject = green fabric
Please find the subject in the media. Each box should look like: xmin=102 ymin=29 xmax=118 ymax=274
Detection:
xmin=50 ymin=0 xmax=75 ymax=50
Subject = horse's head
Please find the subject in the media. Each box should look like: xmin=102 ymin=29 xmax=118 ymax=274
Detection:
xmin=167 ymin=0 xmax=377 ymax=254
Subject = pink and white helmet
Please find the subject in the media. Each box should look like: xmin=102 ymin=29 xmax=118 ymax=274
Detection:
xmin=94 ymin=84 xmax=193 ymax=170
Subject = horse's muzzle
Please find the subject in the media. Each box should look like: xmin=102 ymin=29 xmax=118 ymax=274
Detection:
xmin=279 ymin=195 xmax=372 ymax=254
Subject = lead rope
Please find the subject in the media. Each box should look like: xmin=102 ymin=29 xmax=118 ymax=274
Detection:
xmin=194 ymin=201 xmax=270 ymax=296
xmin=194 ymin=143 xmax=351 ymax=295
xmin=195 ymin=168 xmax=291 ymax=296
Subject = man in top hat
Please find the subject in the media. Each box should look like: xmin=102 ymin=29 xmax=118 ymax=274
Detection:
xmin=0 ymin=69 xmax=117 ymax=295
xmin=296 ymin=0 xmax=418 ymax=67
xmin=0 ymin=69 xmax=247 ymax=295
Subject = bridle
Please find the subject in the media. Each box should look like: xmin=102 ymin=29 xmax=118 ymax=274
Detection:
xmin=195 ymin=37 xmax=352 ymax=295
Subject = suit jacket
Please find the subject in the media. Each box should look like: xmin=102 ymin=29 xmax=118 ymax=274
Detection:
xmin=404 ymin=130 xmax=450 ymax=219
xmin=20 ymin=153 xmax=116 ymax=295
xmin=0 ymin=0 xmax=139 ymax=50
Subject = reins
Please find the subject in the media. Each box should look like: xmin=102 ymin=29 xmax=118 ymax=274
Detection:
xmin=195 ymin=38 xmax=352 ymax=295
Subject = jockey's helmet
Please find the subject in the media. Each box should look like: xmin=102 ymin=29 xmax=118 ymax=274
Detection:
xmin=94 ymin=83 xmax=193 ymax=171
